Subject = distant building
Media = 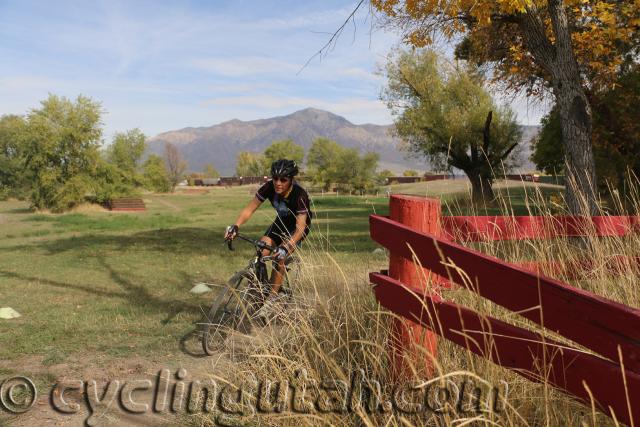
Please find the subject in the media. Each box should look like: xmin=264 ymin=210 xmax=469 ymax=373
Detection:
xmin=216 ymin=176 xmax=268 ymax=186
xmin=202 ymin=178 xmax=219 ymax=186
xmin=504 ymin=174 xmax=540 ymax=183
xmin=386 ymin=174 xmax=450 ymax=185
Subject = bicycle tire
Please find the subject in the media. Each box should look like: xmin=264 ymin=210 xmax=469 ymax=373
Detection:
xmin=202 ymin=269 xmax=263 ymax=355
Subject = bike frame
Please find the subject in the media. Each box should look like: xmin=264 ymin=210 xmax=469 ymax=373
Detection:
xmin=228 ymin=233 xmax=278 ymax=294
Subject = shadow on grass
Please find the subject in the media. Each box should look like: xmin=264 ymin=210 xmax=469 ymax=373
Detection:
xmin=0 ymin=215 xmax=381 ymax=255
xmin=0 ymin=226 xmax=260 ymax=255
xmin=0 ymin=258 xmax=201 ymax=326
xmin=6 ymin=207 xmax=32 ymax=214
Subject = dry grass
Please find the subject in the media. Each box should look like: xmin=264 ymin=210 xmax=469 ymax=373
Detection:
xmin=389 ymin=178 xmax=562 ymax=199
xmin=189 ymin=184 xmax=640 ymax=427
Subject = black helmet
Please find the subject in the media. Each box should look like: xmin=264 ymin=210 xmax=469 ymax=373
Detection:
xmin=270 ymin=159 xmax=298 ymax=178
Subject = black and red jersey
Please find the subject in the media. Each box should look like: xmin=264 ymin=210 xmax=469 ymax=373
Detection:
xmin=255 ymin=180 xmax=313 ymax=228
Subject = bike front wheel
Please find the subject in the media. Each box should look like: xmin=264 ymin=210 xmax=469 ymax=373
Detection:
xmin=202 ymin=269 xmax=264 ymax=355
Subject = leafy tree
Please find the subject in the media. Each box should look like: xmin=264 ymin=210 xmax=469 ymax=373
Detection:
xmin=307 ymin=137 xmax=380 ymax=192
xmin=106 ymin=128 xmax=147 ymax=186
xmin=334 ymin=150 xmax=380 ymax=192
xmin=533 ymin=66 xmax=640 ymax=207
xmin=531 ymin=108 xmax=564 ymax=175
xmin=306 ymin=138 xmax=344 ymax=190
xmin=236 ymin=151 xmax=266 ymax=177
xmin=163 ymin=142 xmax=187 ymax=191
xmin=91 ymin=159 xmax=135 ymax=203
xmin=403 ymin=169 xmax=419 ymax=177
xmin=381 ymin=50 xmax=521 ymax=202
xmin=263 ymin=139 xmax=304 ymax=171
xmin=203 ymin=164 xmax=220 ymax=178
xmin=0 ymin=115 xmax=29 ymax=200
xmin=591 ymin=67 xmax=640 ymax=202
xmin=22 ymin=95 xmax=103 ymax=212
xmin=143 ymin=154 xmax=172 ymax=193
xmin=372 ymin=0 xmax=640 ymax=213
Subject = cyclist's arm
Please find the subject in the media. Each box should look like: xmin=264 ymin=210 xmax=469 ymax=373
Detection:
xmin=232 ymin=196 xmax=262 ymax=227
xmin=282 ymin=213 xmax=308 ymax=252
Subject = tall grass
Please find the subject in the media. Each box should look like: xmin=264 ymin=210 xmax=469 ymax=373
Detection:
xmin=194 ymin=183 xmax=639 ymax=426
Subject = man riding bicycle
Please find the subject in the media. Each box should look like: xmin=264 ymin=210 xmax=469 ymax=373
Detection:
xmin=224 ymin=159 xmax=312 ymax=317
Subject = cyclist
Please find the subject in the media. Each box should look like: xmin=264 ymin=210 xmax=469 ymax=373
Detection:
xmin=224 ymin=159 xmax=312 ymax=317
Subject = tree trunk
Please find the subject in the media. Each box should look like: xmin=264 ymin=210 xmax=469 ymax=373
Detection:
xmin=467 ymin=171 xmax=495 ymax=204
xmin=553 ymin=81 xmax=598 ymax=215
xmin=519 ymin=0 xmax=599 ymax=215
xmin=548 ymin=0 xmax=598 ymax=215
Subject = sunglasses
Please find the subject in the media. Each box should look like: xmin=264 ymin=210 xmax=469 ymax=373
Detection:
xmin=272 ymin=176 xmax=291 ymax=183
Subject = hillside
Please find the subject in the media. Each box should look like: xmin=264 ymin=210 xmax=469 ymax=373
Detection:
xmin=147 ymin=108 xmax=539 ymax=175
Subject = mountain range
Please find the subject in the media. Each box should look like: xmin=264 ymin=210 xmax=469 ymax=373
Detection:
xmin=147 ymin=108 xmax=539 ymax=175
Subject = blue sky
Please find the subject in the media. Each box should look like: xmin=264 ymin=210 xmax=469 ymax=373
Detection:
xmin=0 ymin=0 xmax=548 ymax=141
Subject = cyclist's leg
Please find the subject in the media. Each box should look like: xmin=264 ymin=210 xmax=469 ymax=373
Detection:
xmin=261 ymin=223 xmax=282 ymax=257
xmin=270 ymin=225 xmax=308 ymax=290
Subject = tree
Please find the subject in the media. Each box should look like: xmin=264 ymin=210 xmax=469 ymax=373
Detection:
xmin=372 ymin=0 xmax=640 ymax=214
xmin=163 ymin=142 xmax=187 ymax=192
xmin=236 ymin=151 xmax=266 ymax=177
xmin=591 ymin=66 xmax=640 ymax=204
xmin=531 ymin=107 xmax=564 ymax=175
xmin=106 ymin=128 xmax=147 ymax=186
xmin=533 ymin=66 xmax=640 ymax=207
xmin=306 ymin=138 xmax=344 ymax=190
xmin=381 ymin=50 xmax=522 ymax=202
xmin=91 ymin=158 xmax=135 ymax=203
xmin=263 ymin=139 xmax=305 ymax=170
xmin=203 ymin=164 xmax=220 ymax=178
xmin=143 ymin=154 xmax=172 ymax=193
xmin=335 ymin=150 xmax=380 ymax=192
xmin=403 ymin=169 xmax=419 ymax=177
xmin=0 ymin=115 xmax=29 ymax=200
xmin=23 ymin=95 xmax=103 ymax=212
xmin=307 ymin=137 xmax=380 ymax=192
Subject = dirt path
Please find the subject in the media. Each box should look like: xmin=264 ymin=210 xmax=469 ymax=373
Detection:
xmin=0 ymin=327 xmax=276 ymax=426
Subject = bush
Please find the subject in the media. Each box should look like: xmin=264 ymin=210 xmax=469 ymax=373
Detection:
xmin=24 ymin=95 xmax=103 ymax=212
xmin=89 ymin=160 xmax=137 ymax=204
xmin=143 ymin=154 xmax=172 ymax=193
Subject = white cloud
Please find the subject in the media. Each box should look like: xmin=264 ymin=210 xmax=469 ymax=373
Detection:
xmin=191 ymin=57 xmax=300 ymax=76
xmin=252 ymin=6 xmax=357 ymax=30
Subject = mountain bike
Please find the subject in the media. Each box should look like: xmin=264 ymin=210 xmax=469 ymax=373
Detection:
xmin=202 ymin=233 xmax=299 ymax=356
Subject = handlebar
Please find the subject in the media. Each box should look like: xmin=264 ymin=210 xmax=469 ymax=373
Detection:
xmin=226 ymin=233 xmax=277 ymax=253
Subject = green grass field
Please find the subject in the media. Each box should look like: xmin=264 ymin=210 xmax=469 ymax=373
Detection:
xmin=0 ymin=189 xmax=378 ymax=362
xmin=0 ymin=180 xmax=571 ymax=426
xmin=0 ymin=181 xmax=564 ymax=363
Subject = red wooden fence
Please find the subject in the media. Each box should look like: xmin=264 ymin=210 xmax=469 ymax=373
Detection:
xmin=370 ymin=195 xmax=640 ymax=425
xmin=442 ymin=215 xmax=640 ymax=241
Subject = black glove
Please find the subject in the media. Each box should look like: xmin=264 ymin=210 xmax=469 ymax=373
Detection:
xmin=224 ymin=224 xmax=239 ymax=240
xmin=274 ymin=246 xmax=289 ymax=261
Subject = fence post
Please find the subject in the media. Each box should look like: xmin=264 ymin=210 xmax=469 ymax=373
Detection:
xmin=388 ymin=194 xmax=440 ymax=380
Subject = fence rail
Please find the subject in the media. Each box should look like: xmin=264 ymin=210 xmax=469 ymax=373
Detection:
xmin=370 ymin=272 xmax=640 ymax=424
xmin=442 ymin=215 xmax=640 ymax=241
xmin=370 ymin=195 xmax=640 ymax=425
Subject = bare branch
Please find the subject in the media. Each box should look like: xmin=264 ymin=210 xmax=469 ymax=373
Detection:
xmin=482 ymin=110 xmax=493 ymax=154
xmin=298 ymin=0 xmax=367 ymax=75
xmin=499 ymin=142 xmax=519 ymax=161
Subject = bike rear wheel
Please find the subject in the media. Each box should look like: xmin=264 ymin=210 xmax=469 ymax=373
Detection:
xmin=202 ymin=269 xmax=264 ymax=355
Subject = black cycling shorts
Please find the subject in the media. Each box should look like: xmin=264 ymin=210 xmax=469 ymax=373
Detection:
xmin=264 ymin=219 xmax=310 ymax=247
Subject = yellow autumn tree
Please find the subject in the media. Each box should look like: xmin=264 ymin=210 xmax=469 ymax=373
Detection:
xmin=371 ymin=0 xmax=640 ymax=215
